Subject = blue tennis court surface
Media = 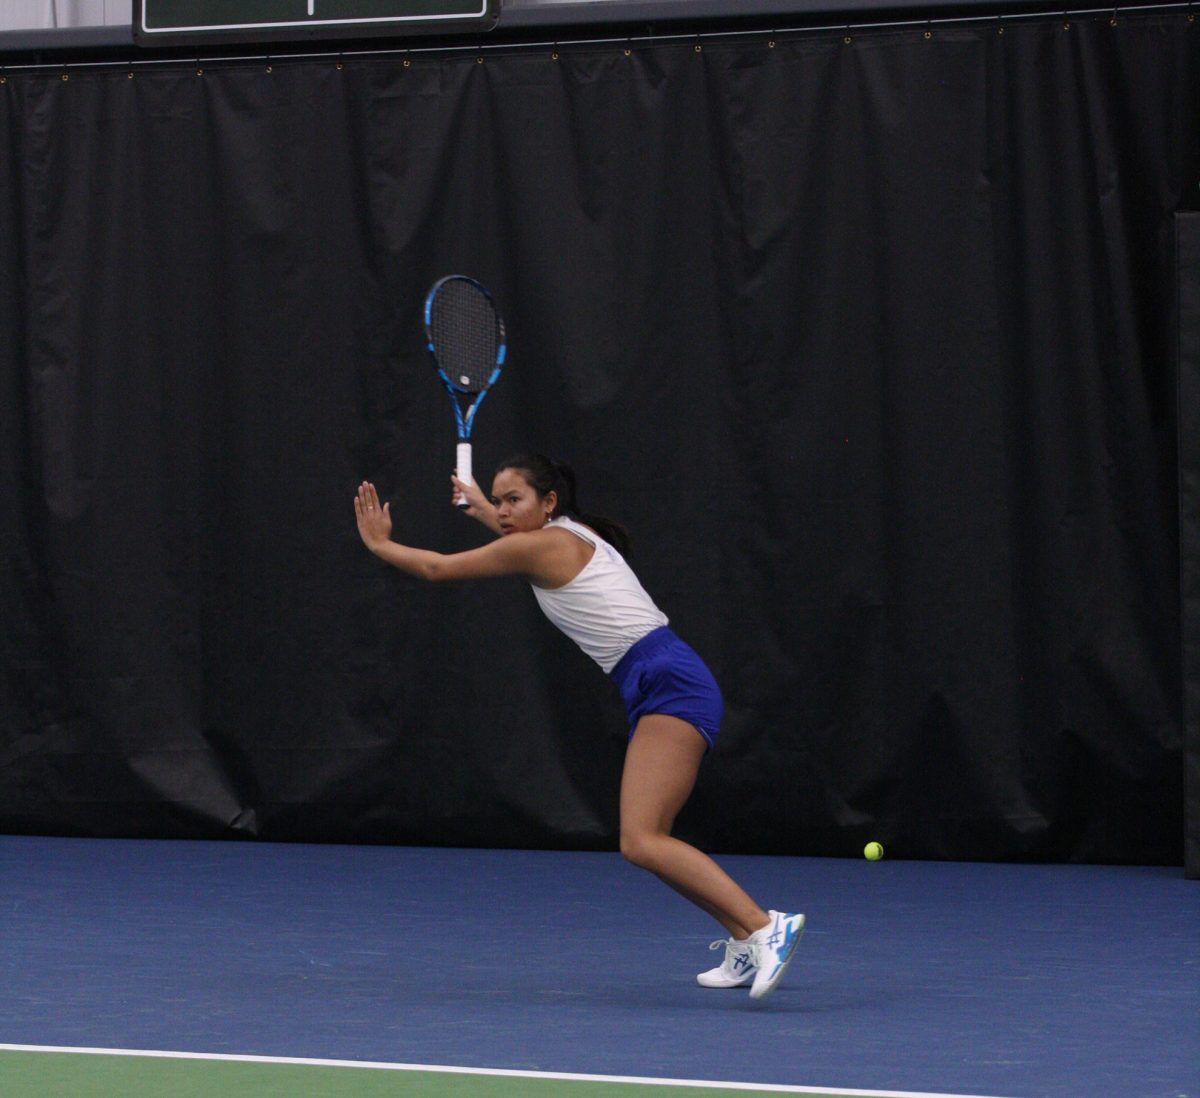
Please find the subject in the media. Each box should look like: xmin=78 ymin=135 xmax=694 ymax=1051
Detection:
xmin=0 ymin=836 xmax=1195 ymax=1097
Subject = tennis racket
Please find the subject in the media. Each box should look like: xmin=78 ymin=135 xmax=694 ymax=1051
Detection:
xmin=423 ymin=275 xmax=506 ymax=507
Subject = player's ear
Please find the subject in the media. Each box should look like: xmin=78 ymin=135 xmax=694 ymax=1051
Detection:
xmin=543 ymin=489 xmax=558 ymax=518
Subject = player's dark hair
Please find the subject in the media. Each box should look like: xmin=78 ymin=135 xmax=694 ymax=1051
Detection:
xmin=495 ymin=453 xmax=632 ymax=557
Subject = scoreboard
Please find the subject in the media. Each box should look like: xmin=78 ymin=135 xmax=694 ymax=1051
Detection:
xmin=134 ymin=1 xmax=499 ymax=45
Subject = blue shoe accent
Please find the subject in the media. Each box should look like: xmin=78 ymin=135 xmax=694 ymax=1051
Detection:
xmin=748 ymin=911 xmax=806 ymax=1001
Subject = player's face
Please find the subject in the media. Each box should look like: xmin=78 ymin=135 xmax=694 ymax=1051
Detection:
xmin=491 ymin=469 xmax=554 ymax=535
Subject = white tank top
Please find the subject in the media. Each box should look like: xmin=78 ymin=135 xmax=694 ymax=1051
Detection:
xmin=531 ymin=516 xmax=668 ymax=673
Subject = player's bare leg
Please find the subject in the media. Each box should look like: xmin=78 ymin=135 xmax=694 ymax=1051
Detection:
xmin=618 ymin=713 xmax=769 ymax=940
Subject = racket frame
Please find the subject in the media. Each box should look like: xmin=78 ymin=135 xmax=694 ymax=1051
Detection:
xmin=423 ymin=275 xmax=506 ymax=506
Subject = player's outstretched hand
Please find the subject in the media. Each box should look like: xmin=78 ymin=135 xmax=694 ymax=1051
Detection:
xmin=355 ymin=481 xmax=393 ymax=552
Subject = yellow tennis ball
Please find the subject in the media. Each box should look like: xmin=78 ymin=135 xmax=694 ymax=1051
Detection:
xmin=864 ymin=841 xmax=884 ymax=861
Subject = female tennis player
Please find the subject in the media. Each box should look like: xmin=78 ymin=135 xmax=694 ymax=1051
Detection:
xmin=353 ymin=454 xmax=804 ymax=1000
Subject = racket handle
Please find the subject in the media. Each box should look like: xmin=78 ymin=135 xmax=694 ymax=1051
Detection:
xmin=455 ymin=442 xmax=473 ymax=508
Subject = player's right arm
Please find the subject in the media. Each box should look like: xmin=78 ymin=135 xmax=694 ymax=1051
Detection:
xmin=452 ymin=472 xmax=503 ymax=535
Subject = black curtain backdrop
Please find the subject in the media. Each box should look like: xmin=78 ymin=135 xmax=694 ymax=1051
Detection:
xmin=1179 ymin=212 xmax=1200 ymax=879
xmin=1 ymin=15 xmax=1197 ymax=862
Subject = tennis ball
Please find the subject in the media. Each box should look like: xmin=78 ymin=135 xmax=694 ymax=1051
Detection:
xmin=863 ymin=841 xmax=884 ymax=861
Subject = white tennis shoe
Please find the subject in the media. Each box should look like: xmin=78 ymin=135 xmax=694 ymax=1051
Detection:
xmin=748 ymin=910 xmax=806 ymax=1000
xmin=696 ymin=937 xmax=757 ymax=988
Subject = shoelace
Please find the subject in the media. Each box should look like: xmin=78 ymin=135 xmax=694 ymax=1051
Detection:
xmin=709 ymin=937 xmax=757 ymax=969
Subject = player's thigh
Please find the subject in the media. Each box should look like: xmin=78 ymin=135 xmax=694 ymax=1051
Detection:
xmin=619 ymin=714 xmax=707 ymax=835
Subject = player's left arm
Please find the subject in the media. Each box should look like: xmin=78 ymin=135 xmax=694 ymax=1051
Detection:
xmin=354 ymin=481 xmax=552 ymax=583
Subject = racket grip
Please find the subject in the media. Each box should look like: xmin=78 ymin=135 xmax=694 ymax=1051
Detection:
xmin=455 ymin=442 xmax=473 ymax=508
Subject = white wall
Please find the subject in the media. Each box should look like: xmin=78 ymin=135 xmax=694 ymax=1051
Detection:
xmin=0 ymin=0 xmax=132 ymax=30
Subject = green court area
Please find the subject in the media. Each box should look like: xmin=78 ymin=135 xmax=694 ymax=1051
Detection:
xmin=0 ymin=1049 xmax=929 ymax=1098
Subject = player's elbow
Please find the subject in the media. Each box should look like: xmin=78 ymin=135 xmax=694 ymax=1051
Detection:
xmin=420 ymin=554 xmax=457 ymax=582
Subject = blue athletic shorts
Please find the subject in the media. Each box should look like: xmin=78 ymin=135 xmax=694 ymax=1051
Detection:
xmin=609 ymin=626 xmax=724 ymax=750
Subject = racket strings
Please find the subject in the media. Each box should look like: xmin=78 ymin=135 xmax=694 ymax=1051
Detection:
xmin=429 ymin=281 xmax=500 ymax=394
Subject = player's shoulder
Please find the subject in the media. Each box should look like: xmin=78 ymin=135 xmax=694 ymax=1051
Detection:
xmin=492 ymin=528 xmax=570 ymax=560
xmin=538 ymin=524 xmax=581 ymax=540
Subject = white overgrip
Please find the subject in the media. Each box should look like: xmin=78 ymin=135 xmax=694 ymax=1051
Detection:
xmin=455 ymin=441 xmax=473 ymax=508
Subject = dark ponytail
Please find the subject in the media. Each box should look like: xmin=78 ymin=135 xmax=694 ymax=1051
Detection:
xmin=495 ymin=452 xmax=632 ymax=557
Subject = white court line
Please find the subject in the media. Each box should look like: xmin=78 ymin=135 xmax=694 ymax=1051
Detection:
xmin=0 ymin=1044 xmax=1019 ymax=1098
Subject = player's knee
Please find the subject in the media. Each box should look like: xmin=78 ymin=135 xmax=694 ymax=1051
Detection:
xmin=619 ymin=828 xmax=659 ymax=871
